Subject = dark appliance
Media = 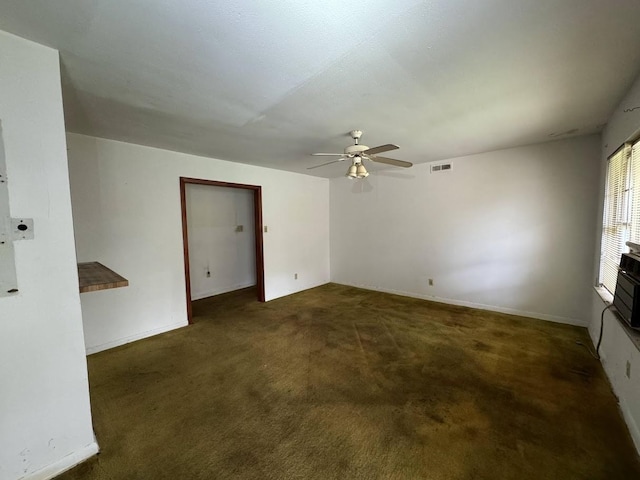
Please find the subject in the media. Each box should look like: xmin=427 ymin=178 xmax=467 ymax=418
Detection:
xmin=613 ymin=252 xmax=640 ymax=328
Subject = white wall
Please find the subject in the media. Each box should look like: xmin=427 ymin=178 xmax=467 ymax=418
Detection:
xmin=67 ymin=133 xmax=330 ymax=354
xmin=0 ymin=32 xmax=97 ymax=480
xmin=186 ymin=184 xmax=256 ymax=300
xmin=331 ymin=135 xmax=601 ymax=326
xmin=589 ymin=72 xmax=640 ymax=453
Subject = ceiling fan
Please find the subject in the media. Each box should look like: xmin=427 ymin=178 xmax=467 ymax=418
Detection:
xmin=308 ymin=130 xmax=412 ymax=178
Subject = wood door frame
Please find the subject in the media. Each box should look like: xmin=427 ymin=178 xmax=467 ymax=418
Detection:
xmin=180 ymin=177 xmax=265 ymax=324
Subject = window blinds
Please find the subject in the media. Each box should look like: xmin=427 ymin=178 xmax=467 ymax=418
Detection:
xmin=630 ymin=141 xmax=640 ymax=244
xmin=600 ymin=144 xmax=631 ymax=294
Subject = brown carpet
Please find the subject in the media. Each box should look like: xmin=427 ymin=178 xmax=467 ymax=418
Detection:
xmin=58 ymin=284 xmax=640 ymax=479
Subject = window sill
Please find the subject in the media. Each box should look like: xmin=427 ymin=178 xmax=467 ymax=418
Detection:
xmin=594 ymin=286 xmax=614 ymax=305
xmin=593 ymin=286 xmax=640 ymax=351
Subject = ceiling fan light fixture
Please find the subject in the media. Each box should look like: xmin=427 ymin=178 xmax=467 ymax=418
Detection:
xmin=346 ymin=164 xmax=358 ymax=178
xmin=356 ymin=163 xmax=369 ymax=178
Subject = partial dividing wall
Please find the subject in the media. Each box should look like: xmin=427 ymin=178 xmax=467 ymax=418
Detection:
xmin=186 ymin=184 xmax=256 ymax=300
xmin=0 ymin=32 xmax=96 ymax=480
xmin=67 ymin=133 xmax=330 ymax=354
xmin=589 ymin=71 xmax=640 ymax=453
xmin=331 ymin=135 xmax=601 ymax=326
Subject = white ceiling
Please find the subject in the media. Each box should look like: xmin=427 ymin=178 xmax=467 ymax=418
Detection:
xmin=2 ymin=0 xmax=640 ymax=178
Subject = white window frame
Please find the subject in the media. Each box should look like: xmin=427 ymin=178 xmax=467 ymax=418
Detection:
xmin=599 ymin=140 xmax=639 ymax=294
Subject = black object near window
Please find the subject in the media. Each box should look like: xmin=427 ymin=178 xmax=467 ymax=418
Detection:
xmin=613 ymin=252 xmax=640 ymax=328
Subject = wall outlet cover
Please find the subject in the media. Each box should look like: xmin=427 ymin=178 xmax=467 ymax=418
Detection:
xmin=11 ymin=218 xmax=34 ymax=240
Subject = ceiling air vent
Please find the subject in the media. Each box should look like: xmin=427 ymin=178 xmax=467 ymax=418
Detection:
xmin=431 ymin=163 xmax=452 ymax=173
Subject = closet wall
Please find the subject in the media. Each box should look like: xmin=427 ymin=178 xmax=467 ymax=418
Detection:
xmin=187 ymin=184 xmax=256 ymax=300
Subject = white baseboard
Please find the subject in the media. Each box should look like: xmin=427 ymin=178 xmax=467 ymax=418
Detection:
xmin=333 ymin=282 xmax=588 ymax=327
xmin=21 ymin=441 xmax=99 ymax=480
xmin=85 ymin=321 xmax=187 ymax=355
xmin=191 ymin=282 xmax=256 ymax=301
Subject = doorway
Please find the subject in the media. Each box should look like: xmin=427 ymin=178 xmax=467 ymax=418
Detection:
xmin=180 ymin=177 xmax=265 ymax=324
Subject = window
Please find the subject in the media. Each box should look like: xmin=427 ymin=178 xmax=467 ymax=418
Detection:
xmin=600 ymin=140 xmax=640 ymax=294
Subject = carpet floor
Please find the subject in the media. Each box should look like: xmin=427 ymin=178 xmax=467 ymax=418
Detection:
xmin=58 ymin=284 xmax=640 ymax=479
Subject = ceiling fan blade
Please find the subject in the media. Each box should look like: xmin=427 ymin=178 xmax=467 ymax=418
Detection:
xmin=307 ymin=159 xmax=345 ymax=170
xmin=363 ymin=144 xmax=399 ymax=155
xmin=311 ymin=153 xmax=344 ymax=156
xmin=369 ymin=156 xmax=413 ymax=168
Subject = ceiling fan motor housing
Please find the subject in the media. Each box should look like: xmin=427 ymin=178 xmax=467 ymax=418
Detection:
xmin=344 ymin=144 xmax=369 ymax=155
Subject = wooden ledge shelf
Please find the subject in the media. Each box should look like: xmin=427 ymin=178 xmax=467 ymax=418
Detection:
xmin=78 ymin=262 xmax=128 ymax=293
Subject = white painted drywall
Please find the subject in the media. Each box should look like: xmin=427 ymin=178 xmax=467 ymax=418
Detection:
xmin=67 ymin=133 xmax=330 ymax=354
xmin=590 ymin=295 xmax=640 ymax=453
xmin=589 ymin=71 xmax=640 ymax=454
xmin=331 ymin=135 xmax=601 ymax=326
xmin=186 ymin=184 xmax=256 ymax=300
xmin=0 ymin=31 xmax=96 ymax=480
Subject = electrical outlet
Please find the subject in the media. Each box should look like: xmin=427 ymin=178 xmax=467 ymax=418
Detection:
xmin=428 ymin=278 xmax=434 ymax=286
xmin=294 ymin=273 xmax=298 ymax=280
xmin=626 ymin=360 xmax=631 ymax=379
xmin=264 ymin=226 xmax=268 ymax=233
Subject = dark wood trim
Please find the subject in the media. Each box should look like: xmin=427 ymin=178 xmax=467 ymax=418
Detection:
xmin=180 ymin=177 xmax=260 ymax=190
xmin=180 ymin=177 xmax=266 ymax=324
xmin=254 ymin=186 xmax=265 ymax=302
xmin=180 ymin=178 xmax=193 ymax=322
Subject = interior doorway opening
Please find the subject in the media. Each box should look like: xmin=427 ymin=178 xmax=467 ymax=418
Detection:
xmin=180 ymin=177 xmax=265 ymax=324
